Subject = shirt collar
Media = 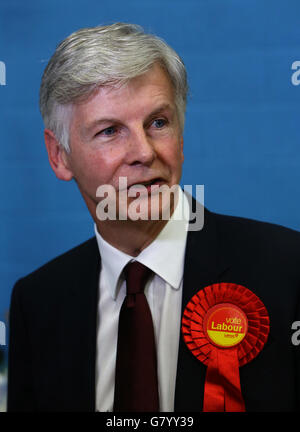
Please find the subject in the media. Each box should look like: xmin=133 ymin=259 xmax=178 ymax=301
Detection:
xmin=94 ymin=187 xmax=189 ymax=299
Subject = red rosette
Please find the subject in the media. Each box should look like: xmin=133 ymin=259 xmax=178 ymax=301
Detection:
xmin=182 ymin=282 xmax=270 ymax=412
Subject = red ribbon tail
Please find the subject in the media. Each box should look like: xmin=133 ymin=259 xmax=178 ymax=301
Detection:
xmin=203 ymin=347 xmax=245 ymax=412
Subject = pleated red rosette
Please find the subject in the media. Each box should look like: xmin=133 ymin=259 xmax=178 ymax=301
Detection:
xmin=181 ymin=283 xmax=270 ymax=412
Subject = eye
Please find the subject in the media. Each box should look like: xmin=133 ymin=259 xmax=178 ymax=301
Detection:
xmin=96 ymin=126 xmax=117 ymax=137
xmin=152 ymin=118 xmax=167 ymax=129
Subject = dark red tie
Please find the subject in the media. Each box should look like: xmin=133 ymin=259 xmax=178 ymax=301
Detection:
xmin=113 ymin=261 xmax=159 ymax=411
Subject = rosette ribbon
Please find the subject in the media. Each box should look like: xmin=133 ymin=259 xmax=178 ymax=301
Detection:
xmin=182 ymin=283 xmax=270 ymax=412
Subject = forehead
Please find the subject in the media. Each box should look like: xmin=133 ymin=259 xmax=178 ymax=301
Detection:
xmin=71 ymin=64 xmax=176 ymax=129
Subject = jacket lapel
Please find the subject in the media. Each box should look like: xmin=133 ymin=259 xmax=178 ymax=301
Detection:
xmin=174 ymin=207 xmax=231 ymax=411
xmin=58 ymin=238 xmax=100 ymax=411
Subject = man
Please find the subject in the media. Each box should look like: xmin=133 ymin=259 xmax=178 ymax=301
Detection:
xmin=7 ymin=23 xmax=300 ymax=412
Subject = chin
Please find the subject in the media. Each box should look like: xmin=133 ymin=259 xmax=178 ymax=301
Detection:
xmin=125 ymin=188 xmax=178 ymax=222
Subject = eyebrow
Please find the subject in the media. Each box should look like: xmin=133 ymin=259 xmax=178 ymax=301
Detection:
xmin=82 ymin=103 xmax=174 ymax=136
xmin=146 ymin=103 xmax=174 ymax=119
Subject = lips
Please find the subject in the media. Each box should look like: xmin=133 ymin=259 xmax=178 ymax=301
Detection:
xmin=128 ymin=178 xmax=165 ymax=189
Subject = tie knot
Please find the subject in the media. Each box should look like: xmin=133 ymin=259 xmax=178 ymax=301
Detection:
xmin=124 ymin=261 xmax=152 ymax=295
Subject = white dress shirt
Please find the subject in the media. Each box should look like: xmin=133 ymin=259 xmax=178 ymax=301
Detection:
xmin=95 ymin=188 xmax=189 ymax=412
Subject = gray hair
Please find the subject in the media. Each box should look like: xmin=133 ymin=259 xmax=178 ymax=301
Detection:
xmin=39 ymin=23 xmax=188 ymax=152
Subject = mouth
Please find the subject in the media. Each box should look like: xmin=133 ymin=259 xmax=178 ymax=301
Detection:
xmin=128 ymin=178 xmax=165 ymax=191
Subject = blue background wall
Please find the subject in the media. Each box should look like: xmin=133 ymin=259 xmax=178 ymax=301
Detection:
xmin=1 ymin=0 xmax=300 ymax=409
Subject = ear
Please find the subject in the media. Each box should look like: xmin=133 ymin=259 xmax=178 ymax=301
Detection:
xmin=44 ymin=129 xmax=73 ymax=181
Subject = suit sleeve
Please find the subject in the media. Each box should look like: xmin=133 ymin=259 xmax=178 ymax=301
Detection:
xmin=7 ymin=280 xmax=36 ymax=411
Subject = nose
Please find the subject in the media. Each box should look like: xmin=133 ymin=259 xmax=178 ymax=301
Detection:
xmin=126 ymin=127 xmax=156 ymax=166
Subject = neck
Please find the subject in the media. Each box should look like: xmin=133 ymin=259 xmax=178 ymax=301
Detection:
xmin=83 ymin=186 xmax=180 ymax=256
xmin=94 ymin=218 xmax=169 ymax=257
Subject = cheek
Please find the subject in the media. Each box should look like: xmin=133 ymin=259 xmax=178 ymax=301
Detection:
xmin=164 ymin=143 xmax=184 ymax=168
xmin=70 ymin=146 xmax=124 ymax=187
xmin=98 ymin=147 xmax=125 ymax=170
xmin=166 ymin=143 xmax=184 ymax=181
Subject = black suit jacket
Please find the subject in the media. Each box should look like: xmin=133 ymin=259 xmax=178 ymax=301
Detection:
xmin=7 ymin=208 xmax=300 ymax=411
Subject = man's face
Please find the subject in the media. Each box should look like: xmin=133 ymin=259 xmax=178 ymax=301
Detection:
xmin=63 ymin=63 xmax=184 ymax=222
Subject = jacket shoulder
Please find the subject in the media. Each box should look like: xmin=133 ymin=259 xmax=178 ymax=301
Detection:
xmin=212 ymin=211 xmax=300 ymax=240
xmin=13 ymin=237 xmax=99 ymax=297
xmin=210 ymin=211 xmax=300 ymax=259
